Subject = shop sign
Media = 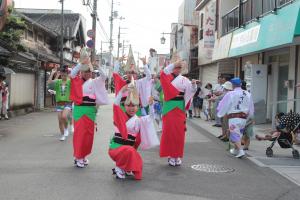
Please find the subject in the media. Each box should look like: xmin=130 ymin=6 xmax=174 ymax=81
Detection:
xmin=231 ymin=25 xmax=260 ymax=49
xmin=203 ymin=1 xmax=216 ymax=59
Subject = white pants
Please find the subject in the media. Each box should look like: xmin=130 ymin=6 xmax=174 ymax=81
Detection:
xmin=228 ymin=118 xmax=247 ymax=143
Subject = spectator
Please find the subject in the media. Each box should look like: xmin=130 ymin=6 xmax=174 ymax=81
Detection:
xmin=203 ymin=83 xmax=213 ymax=121
xmin=110 ymin=77 xmax=115 ymax=93
xmin=241 ymin=81 xmax=254 ymax=150
xmin=0 ymin=68 xmax=6 ymax=120
xmin=192 ymin=81 xmax=203 ymax=118
xmin=1 ymin=82 xmax=9 ymax=120
xmin=212 ymin=76 xmax=226 ymax=127
xmin=216 ymin=81 xmax=233 ymax=141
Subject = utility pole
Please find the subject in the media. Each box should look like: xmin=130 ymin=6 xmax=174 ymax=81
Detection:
xmin=122 ymin=40 xmax=125 ymax=57
xmin=117 ymin=26 xmax=120 ymax=58
xmin=91 ymin=0 xmax=98 ymax=63
xmin=100 ymin=41 xmax=103 ymax=65
xmin=60 ymin=0 xmax=64 ymax=67
xmin=137 ymin=52 xmax=140 ymax=68
xmin=109 ymin=0 xmax=114 ymax=66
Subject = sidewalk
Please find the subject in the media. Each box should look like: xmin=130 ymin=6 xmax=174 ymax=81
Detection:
xmin=188 ymin=117 xmax=300 ymax=187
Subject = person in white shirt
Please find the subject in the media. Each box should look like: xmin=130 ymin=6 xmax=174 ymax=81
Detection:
xmin=217 ymin=78 xmax=254 ymax=158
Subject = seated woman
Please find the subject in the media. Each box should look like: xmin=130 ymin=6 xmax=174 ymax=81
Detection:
xmin=108 ymin=81 xmax=158 ymax=180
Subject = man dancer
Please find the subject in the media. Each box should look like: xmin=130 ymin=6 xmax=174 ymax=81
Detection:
xmin=159 ymin=58 xmax=197 ymax=166
xmin=70 ymin=50 xmax=109 ymax=168
xmin=217 ymin=77 xmax=254 ymax=158
xmin=48 ymin=65 xmax=72 ymax=141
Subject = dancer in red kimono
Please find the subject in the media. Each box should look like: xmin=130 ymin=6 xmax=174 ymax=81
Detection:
xmin=109 ymin=80 xmax=159 ymax=180
xmin=160 ymin=59 xmax=197 ymax=166
xmin=70 ymin=48 xmax=109 ymax=168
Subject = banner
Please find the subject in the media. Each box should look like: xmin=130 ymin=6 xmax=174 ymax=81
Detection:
xmin=203 ymin=1 xmax=216 ymax=59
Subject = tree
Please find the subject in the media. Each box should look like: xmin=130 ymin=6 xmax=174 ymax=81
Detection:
xmin=0 ymin=6 xmax=27 ymax=52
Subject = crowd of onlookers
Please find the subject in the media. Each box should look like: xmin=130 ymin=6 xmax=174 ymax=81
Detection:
xmin=187 ymin=75 xmax=255 ymax=150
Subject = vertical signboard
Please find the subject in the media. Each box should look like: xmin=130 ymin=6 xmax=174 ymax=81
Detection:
xmin=203 ymin=1 xmax=216 ymax=59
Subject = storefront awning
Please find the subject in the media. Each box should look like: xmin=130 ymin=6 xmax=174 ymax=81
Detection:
xmin=229 ymin=0 xmax=300 ymax=57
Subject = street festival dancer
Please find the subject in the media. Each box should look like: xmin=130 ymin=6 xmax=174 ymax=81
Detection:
xmin=159 ymin=55 xmax=197 ymax=166
xmin=70 ymin=48 xmax=109 ymax=168
xmin=217 ymin=77 xmax=254 ymax=158
xmin=109 ymin=79 xmax=159 ymax=180
xmin=113 ymin=46 xmax=152 ymax=116
xmin=47 ymin=65 xmax=72 ymax=141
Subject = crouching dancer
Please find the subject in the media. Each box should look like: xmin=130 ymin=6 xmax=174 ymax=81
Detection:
xmin=109 ymin=80 xmax=159 ymax=180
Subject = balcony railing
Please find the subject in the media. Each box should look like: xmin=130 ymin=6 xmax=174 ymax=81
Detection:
xmin=222 ymin=0 xmax=294 ymax=35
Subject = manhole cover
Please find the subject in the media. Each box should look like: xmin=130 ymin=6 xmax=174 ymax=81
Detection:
xmin=191 ymin=164 xmax=235 ymax=173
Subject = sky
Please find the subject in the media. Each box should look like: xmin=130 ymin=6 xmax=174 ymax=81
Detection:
xmin=14 ymin=0 xmax=183 ymax=59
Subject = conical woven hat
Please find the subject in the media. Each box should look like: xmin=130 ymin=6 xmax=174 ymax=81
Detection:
xmin=124 ymin=45 xmax=138 ymax=72
xmin=124 ymin=76 xmax=139 ymax=106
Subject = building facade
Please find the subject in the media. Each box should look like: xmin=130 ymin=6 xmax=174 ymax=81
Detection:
xmin=212 ymin=0 xmax=299 ymax=125
xmin=1 ymin=8 xmax=86 ymax=114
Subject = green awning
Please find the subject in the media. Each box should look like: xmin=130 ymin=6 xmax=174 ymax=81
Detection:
xmin=229 ymin=0 xmax=300 ymax=57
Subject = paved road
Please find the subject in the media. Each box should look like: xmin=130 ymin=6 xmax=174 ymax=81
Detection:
xmin=0 ymin=102 xmax=300 ymax=200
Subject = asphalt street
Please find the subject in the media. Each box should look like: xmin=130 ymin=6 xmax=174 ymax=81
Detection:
xmin=0 ymin=101 xmax=300 ymax=200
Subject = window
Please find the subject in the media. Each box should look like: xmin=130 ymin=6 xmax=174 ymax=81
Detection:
xmin=37 ymin=33 xmax=44 ymax=43
xmin=222 ymin=0 xmax=294 ymax=35
xmin=222 ymin=6 xmax=239 ymax=35
xmin=252 ymin=0 xmax=262 ymax=18
xmin=27 ymin=29 xmax=33 ymax=41
xmin=278 ymin=0 xmax=292 ymax=6
xmin=241 ymin=0 xmax=252 ymax=25
xmin=263 ymin=0 xmax=276 ymax=13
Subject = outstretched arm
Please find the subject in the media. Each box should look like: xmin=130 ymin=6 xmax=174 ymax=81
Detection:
xmin=113 ymin=60 xmax=121 ymax=73
xmin=163 ymin=63 xmax=175 ymax=75
xmin=70 ymin=63 xmax=81 ymax=78
xmin=140 ymin=56 xmax=151 ymax=80
xmin=114 ymin=85 xmax=127 ymax=105
xmin=47 ymin=67 xmax=59 ymax=84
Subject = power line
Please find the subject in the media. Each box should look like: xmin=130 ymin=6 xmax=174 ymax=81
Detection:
xmin=97 ymin=19 xmax=109 ymax=41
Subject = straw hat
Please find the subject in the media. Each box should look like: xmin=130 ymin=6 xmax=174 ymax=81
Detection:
xmin=124 ymin=76 xmax=139 ymax=106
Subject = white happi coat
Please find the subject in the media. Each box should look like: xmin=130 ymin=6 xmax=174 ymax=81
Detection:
xmin=217 ymin=87 xmax=254 ymax=118
xmin=71 ymin=64 xmax=109 ymax=105
xmin=217 ymin=87 xmax=254 ymax=137
xmin=163 ymin=64 xmax=197 ymax=108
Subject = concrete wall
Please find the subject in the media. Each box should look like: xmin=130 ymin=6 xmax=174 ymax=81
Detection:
xmin=9 ymin=73 xmax=35 ymax=108
xmin=178 ymin=0 xmax=196 ymax=25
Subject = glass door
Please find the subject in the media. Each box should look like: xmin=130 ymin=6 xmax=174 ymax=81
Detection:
xmin=277 ymin=65 xmax=288 ymax=113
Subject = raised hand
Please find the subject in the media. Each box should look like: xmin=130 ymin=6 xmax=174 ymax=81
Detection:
xmin=139 ymin=56 xmax=147 ymax=65
xmin=119 ymin=55 xmax=127 ymax=62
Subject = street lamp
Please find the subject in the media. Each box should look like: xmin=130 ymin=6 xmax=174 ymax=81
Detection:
xmin=160 ymin=32 xmax=175 ymax=45
xmin=160 ymin=36 xmax=166 ymax=44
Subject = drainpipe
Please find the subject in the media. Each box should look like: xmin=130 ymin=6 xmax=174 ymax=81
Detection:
xmin=238 ymin=0 xmax=242 ymax=27
xmin=294 ymin=46 xmax=299 ymax=111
